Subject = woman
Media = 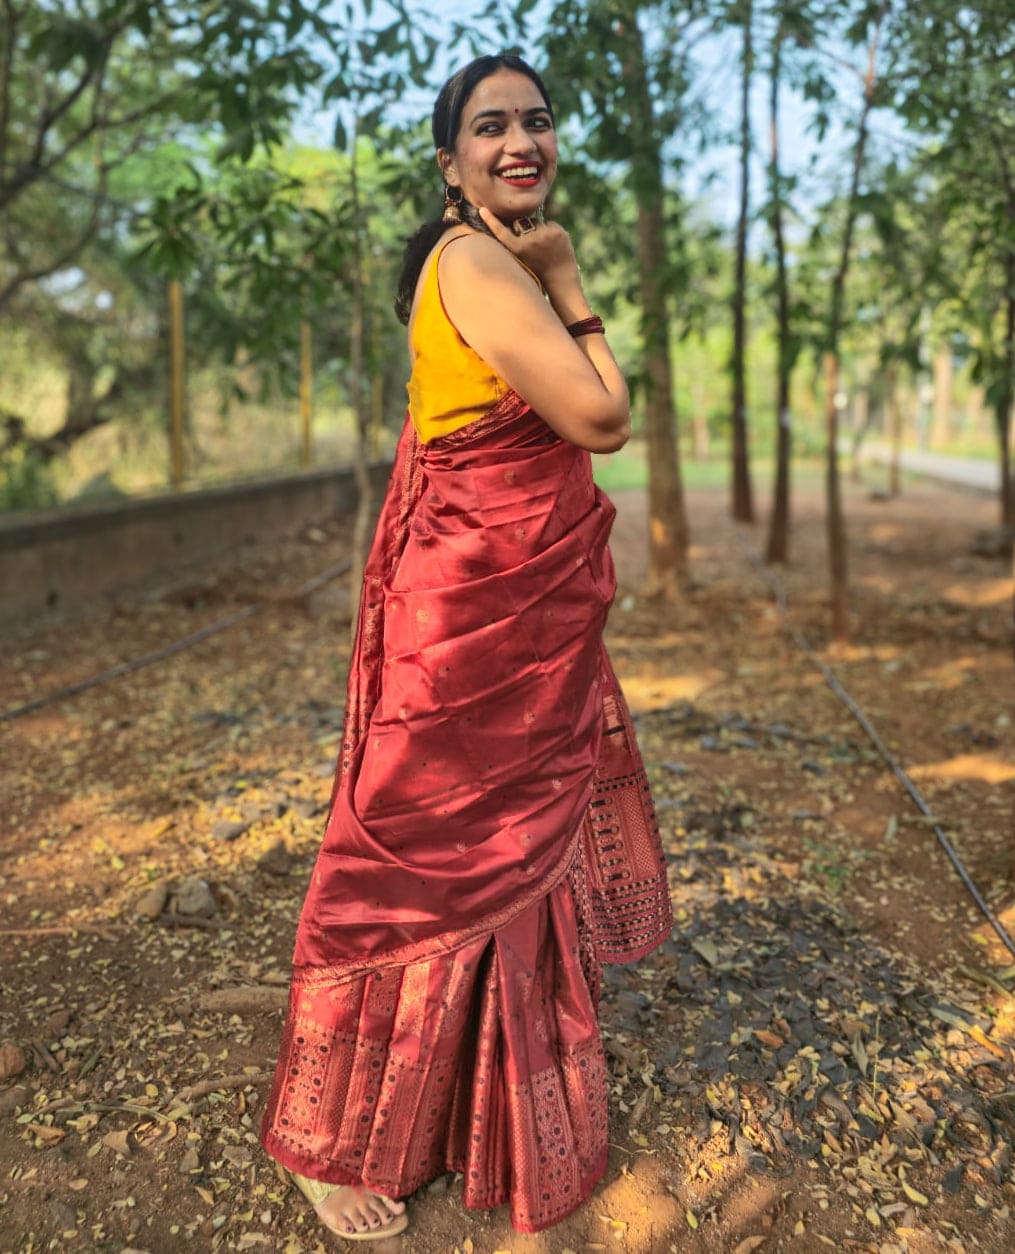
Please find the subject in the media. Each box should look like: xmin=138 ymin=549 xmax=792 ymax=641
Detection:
xmin=260 ymin=53 xmax=673 ymax=1242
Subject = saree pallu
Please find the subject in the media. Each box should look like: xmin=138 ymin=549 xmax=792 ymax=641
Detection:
xmin=261 ymin=393 xmax=673 ymax=1233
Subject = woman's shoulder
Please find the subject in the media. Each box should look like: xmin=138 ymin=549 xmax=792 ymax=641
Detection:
xmin=438 ymin=229 xmax=541 ymax=291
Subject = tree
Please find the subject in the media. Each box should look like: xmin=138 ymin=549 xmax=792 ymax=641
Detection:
xmin=728 ymin=0 xmax=755 ymax=523
xmin=0 ymin=0 xmax=469 ymax=493
xmin=891 ymin=2 xmax=1015 ymax=530
xmin=539 ymin=0 xmax=713 ymax=599
xmin=0 ymin=0 xmax=334 ymax=315
xmin=762 ymin=0 xmax=828 ymax=564
xmin=819 ymin=0 xmax=890 ymax=640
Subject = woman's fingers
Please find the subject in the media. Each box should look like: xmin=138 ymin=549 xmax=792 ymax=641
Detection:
xmin=477 ymin=208 xmax=578 ymax=286
xmin=477 ymin=205 xmax=515 ymax=245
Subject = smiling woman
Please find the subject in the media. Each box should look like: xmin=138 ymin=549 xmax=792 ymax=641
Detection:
xmin=260 ymin=54 xmax=673 ymax=1244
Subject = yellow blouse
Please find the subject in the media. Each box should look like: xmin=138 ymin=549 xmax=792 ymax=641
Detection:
xmin=406 ymin=234 xmax=540 ymax=444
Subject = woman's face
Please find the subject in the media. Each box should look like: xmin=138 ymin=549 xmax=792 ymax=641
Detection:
xmin=440 ymin=69 xmax=557 ymax=224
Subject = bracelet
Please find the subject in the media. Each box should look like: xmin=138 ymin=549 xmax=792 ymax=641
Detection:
xmin=566 ymin=315 xmax=605 ymax=338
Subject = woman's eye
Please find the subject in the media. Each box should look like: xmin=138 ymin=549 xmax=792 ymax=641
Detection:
xmin=478 ymin=123 xmax=502 ymax=135
xmin=529 ymin=117 xmax=552 ymax=130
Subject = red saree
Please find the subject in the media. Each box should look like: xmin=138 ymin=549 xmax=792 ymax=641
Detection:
xmin=261 ymin=393 xmax=672 ymax=1232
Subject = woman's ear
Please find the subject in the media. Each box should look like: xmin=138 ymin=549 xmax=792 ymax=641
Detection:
xmin=437 ymin=147 xmax=459 ymax=188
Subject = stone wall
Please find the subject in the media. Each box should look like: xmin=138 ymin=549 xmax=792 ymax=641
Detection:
xmin=0 ymin=465 xmax=390 ymax=625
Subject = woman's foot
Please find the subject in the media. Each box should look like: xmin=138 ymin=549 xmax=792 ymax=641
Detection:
xmin=316 ymin=1184 xmax=406 ymax=1237
xmin=289 ymin=1172 xmax=408 ymax=1241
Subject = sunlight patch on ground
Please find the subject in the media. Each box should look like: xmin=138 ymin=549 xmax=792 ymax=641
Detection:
xmin=621 ymin=670 xmax=724 ymax=710
xmin=943 ymin=577 xmax=1015 ymax=608
xmin=834 ymin=642 xmax=903 ymax=663
xmin=987 ymin=987 xmax=1015 ymax=1045
xmin=913 ymin=656 xmax=980 ymax=689
xmin=7 ymin=711 xmax=74 ymax=737
xmin=909 ymin=753 xmax=1015 ymax=784
xmin=610 ymin=629 xmax=692 ymax=652
xmin=592 ymin=1155 xmax=683 ymax=1253
xmin=867 ymin=522 xmax=905 ymax=543
xmin=855 ymin=573 xmax=898 ymax=594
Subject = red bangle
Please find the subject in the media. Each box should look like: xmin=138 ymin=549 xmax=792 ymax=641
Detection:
xmin=566 ymin=316 xmax=605 ymax=338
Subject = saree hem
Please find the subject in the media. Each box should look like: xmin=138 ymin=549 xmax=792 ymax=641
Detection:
xmin=260 ymin=1140 xmax=609 ymax=1235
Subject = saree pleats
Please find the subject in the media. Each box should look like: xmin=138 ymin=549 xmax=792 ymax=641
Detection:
xmin=261 ymin=395 xmax=672 ymax=1231
xmin=261 ymin=857 xmax=609 ymax=1232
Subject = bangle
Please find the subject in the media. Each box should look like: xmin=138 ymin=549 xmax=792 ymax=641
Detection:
xmin=566 ymin=315 xmax=605 ymax=338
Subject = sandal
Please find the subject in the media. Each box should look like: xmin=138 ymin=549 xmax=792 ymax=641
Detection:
xmin=290 ymin=1170 xmax=408 ymax=1241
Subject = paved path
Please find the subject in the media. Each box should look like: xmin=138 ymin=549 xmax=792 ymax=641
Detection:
xmin=860 ymin=441 xmax=1002 ymax=492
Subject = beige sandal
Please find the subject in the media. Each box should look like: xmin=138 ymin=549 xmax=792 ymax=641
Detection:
xmin=290 ymin=1171 xmax=408 ymax=1241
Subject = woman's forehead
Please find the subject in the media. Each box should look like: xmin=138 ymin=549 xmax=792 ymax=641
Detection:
xmin=464 ymin=70 xmax=548 ymax=120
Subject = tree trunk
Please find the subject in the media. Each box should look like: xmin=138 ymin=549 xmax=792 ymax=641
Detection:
xmin=730 ymin=0 xmax=754 ymax=523
xmin=849 ymin=385 xmax=871 ymax=482
xmin=886 ymin=364 xmax=902 ymax=496
xmin=930 ymin=346 xmax=953 ymax=449
xmin=691 ymin=378 xmax=710 ymax=461
xmin=347 ymin=122 xmax=373 ymax=636
xmin=967 ymin=383 xmax=987 ymax=440
xmin=998 ymin=239 xmax=1014 ymax=529
xmin=299 ymin=320 xmax=313 ymax=470
xmin=765 ymin=26 xmax=791 ymax=564
xmin=1007 ymin=254 xmax=1015 ymax=655
xmin=168 ymin=279 xmax=186 ymax=491
xmin=637 ymin=196 xmax=689 ymax=597
xmin=824 ymin=352 xmax=849 ymax=639
xmin=822 ymin=5 xmax=888 ymax=641
xmin=629 ymin=16 xmax=688 ymax=597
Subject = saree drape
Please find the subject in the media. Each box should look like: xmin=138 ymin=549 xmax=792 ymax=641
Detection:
xmin=261 ymin=393 xmax=673 ymax=1232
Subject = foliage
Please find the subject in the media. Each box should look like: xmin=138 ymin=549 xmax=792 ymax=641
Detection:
xmin=1 ymin=0 xmax=1013 ymax=527
xmin=0 ymin=444 xmax=58 ymax=510
xmin=888 ymin=2 xmax=1014 ymax=428
xmin=0 ymin=0 xmax=342 ymax=314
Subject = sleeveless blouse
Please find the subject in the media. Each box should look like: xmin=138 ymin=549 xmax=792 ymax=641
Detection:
xmin=406 ymin=235 xmax=540 ymax=444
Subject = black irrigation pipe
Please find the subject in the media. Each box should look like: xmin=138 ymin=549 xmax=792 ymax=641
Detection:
xmin=0 ymin=557 xmax=352 ymax=726
xmin=750 ymin=548 xmax=1015 ymax=962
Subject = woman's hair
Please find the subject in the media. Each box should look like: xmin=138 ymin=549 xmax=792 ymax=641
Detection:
xmin=393 ymin=54 xmax=554 ymax=325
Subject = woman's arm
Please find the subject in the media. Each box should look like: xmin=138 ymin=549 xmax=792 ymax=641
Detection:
xmin=436 ymin=216 xmax=631 ymax=454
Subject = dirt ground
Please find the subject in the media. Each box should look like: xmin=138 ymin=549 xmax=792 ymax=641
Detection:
xmin=1 ymin=469 xmax=1013 ymax=1254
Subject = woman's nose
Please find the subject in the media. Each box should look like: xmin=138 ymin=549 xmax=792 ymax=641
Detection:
xmin=504 ymin=122 xmax=537 ymax=153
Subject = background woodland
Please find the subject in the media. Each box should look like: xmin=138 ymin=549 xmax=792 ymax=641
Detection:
xmin=1 ymin=0 xmax=1013 ymax=632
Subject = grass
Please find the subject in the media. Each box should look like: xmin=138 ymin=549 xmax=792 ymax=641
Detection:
xmin=593 ymin=442 xmax=827 ymax=495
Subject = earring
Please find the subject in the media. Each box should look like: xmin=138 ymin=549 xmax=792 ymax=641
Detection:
xmin=442 ymin=185 xmax=463 ymax=224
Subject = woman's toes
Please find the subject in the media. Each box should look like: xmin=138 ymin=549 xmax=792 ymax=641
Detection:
xmin=366 ymin=1195 xmax=394 ymax=1226
xmin=314 ymin=1184 xmax=404 ymax=1236
xmin=334 ymin=1207 xmax=359 ymax=1233
xmin=320 ymin=1188 xmax=369 ymax=1233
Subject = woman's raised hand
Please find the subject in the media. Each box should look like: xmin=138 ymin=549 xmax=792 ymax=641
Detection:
xmin=477 ymin=207 xmax=581 ymax=295
xmin=437 ymin=207 xmax=630 ymax=452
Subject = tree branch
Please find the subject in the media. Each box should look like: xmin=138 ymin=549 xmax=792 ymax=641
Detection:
xmin=0 ymin=163 xmax=107 ymax=314
xmin=0 ymin=22 xmax=127 ymax=210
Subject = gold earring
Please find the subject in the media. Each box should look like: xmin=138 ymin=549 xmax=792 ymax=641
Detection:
xmin=443 ymin=185 xmax=463 ymax=224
